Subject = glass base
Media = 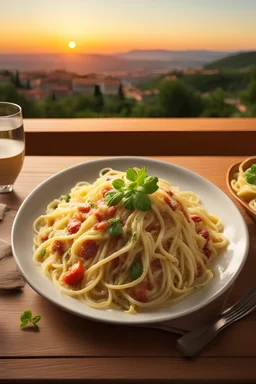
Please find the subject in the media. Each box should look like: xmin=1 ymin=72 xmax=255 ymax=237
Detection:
xmin=0 ymin=185 xmax=13 ymax=193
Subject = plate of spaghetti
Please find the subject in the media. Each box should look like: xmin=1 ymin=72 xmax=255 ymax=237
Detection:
xmin=12 ymin=157 xmax=249 ymax=324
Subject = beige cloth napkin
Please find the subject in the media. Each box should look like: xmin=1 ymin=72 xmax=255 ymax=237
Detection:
xmin=0 ymin=203 xmax=25 ymax=290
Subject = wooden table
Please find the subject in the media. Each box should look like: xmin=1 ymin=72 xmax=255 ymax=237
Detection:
xmin=1 ymin=156 xmax=256 ymax=382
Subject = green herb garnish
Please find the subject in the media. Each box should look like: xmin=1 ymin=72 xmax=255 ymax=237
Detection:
xmin=40 ymin=248 xmax=46 ymax=257
xmin=130 ymin=260 xmax=143 ymax=280
xmin=244 ymin=164 xmax=256 ymax=185
xmin=65 ymin=194 xmax=71 ymax=203
xmin=108 ymin=217 xmax=122 ymax=237
xmin=105 ymin=167 xmax=159 ymax=211
xmin=132 ymin=232 xmax=137 ymax=242
xmin=20 ymin=310 xmax=41 ymax=331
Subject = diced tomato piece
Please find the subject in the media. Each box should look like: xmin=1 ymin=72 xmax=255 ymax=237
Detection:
xmin=164 ymin=196 xmax=180 ymax=211
xmin=101 ymin=186 xmax=112 ymax=197
xmin=67 ymin=220 xmax=81 ymax=234
xmin=132 ymin=284 xmax=148 ymax=302
xmin=52 ymin=240 xmax=64 ymax=255
xmin=80 ymin=240 xmax=98 ymax=260
xmin=78 ymin=203 xmax=91 ymax=213
xmin=63 ymin=260 xmax=84 ymax=285
xmin=151 ymin=259 xmax=161 ymax=270
xmin=94 ymin=221 xmax=109 ymax=230
xmin=41 ymin=234 xmax=48 ymax=242
xmin=198 ymin=229 xmax=210 ymax=239
xmin=95 ymin=212 xmax=103 ymax=222
xmin=146 ymin=223 xmax=160 ymax=232
xmin=105 ymin=206 xmax=117 ymax=218
xmin=191 ymin=215 xmax=203 ymax=223
xmin=166 ymin=189 xmax=174 ymax=197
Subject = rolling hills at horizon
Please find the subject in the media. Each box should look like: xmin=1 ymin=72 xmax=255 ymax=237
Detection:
xmin=0 ymin=50 xmax=240 ymax=74
xmin=204 ymin=51 xmax=256 ymax=70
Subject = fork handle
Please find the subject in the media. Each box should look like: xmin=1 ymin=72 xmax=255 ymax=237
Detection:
xmin=176 ymin=318 xmax=225 ymax=357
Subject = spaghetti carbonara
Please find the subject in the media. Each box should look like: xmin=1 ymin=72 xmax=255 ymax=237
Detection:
xmin=231 ymin=163 xmax=256 ymax=212
xmin=33 ymin=167 xmax=228 ymax=313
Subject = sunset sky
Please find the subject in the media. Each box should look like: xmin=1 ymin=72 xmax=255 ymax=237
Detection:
xmin=1 ymin=0 xmax=256 ymax=54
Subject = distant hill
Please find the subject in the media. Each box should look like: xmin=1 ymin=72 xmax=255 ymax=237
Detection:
xmin=0 ymin=50 xmax=237 ymax=74
xmin=205 ymin=51 xmax=256 ymax=70
xmin=116 ymin=49 xmax=233 ymax=62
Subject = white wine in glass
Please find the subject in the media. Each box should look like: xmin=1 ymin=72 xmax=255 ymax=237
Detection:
xmin=0 ymin=102 xmax=25 ymax=193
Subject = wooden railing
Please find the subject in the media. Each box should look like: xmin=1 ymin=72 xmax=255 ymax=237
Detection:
xmin=24 ymin=118 xmax=256 ymax=156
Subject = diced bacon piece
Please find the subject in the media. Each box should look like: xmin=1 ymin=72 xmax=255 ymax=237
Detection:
xmin=164 ymin=196 xmax=180 ymax=211
xmin=93 ymin=221 xmax=110 ymax=230
xmin=151 ymin=259 xmax=161 ymax=270
xmin=146 ymin=223 xmax=160 ymax=232
xmin=198 ymin=229 xmax=210 ymax=239
xmin=203 ymin=245 xmax=212 ymax=258
xmin=166 ymin=189 xmax=174 ymax=197
xmin=78 ymin=203 xmax=91 ymax=213
xmin=191 ymin=215 xmax=203 ymax=223
xmin=41 ymin=234 xmax=48 ymax=242
xmin=105 ymin=206 xmax=117 ymax=218
xmin=132 ymin=284 xmax=148 ymax=302
xmin=67 ymin=220 xmax=81 ymax=234
xmin=181 ymin=209 xmax=190 ymax=223
xmin=80 ymin=240 xmax=98 ymax=260
xmin=52 ymin=240 xmax=64 ymax=255
xmin=195 ymin=263 xmax=204 ymax=278
xmin=101 ymin=186 xmax=112 ymax=197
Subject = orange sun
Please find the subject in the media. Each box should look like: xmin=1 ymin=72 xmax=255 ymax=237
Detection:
xmin=68 ymin=41 xmax=76 ymax=49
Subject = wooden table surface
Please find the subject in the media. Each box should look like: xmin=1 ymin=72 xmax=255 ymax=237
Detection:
xmin=1 ymin=156 xmax=256 ymax=382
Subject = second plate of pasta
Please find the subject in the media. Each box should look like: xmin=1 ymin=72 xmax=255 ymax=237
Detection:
xmin=12 ymin=157 xmax=249 ymax=324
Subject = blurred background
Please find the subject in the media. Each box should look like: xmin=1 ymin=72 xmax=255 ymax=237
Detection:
xmin=0 ymin=0 xmax=255 ymax=118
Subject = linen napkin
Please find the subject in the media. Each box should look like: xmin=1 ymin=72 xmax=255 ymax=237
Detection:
xmin=0 ymin=203 xmax=25 ymax=290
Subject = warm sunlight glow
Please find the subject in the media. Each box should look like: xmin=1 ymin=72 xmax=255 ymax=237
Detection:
xmin=68 ymin=41 xmax=76 ymax=49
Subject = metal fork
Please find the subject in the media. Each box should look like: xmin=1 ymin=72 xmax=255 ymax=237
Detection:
xmin=176 ymin=288 xmax=256 ymax=357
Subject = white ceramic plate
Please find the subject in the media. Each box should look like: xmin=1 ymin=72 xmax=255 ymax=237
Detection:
xmin=12 ymin=157 xmax=249 ymax=324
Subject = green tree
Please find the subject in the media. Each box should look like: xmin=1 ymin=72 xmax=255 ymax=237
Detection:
xmin=94 ymin=84 xmax=104 ymax=111
xmin=26 ymin=79 xmax=31 ymax=90
xmin=14 ymin=70 xmax=22 ymax=89
xmin=118 ymin=83 xmax=125 ymax=100
xmin=201 ymin=88 xmax=237 ymax=117
xmin=51 ymin=93 xmax=57 ymax=101
xmin=241 ymin=69 xmax=256 ymax=105
xmin=158 ymin=80 xmax=203 ymax=117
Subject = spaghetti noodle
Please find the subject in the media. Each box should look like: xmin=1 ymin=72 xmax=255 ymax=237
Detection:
xmin=33 ymin=167 xmax=228 ymax=313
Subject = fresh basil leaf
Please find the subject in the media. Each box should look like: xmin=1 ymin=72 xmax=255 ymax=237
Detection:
xmin=40 ymin=248 xmax=46 ymax=257
xmin=32 ymin=315 xmax=41 ymax=324
xmin=136 ymin=167 xmax=147 ymax=185
xmin=127 ymin=182 xmax=137 ymax=191
xmin=126 ymin=168 xmax=137 ymax=181
xmin=136 ymin=186 xmax=145 ymax=193
xmin=105 ymin=190 xmax=123 ymax=206
xmin=112 ymin=179 xmax=125 ymax=190
xmin=33 ymin=323 xmax=39 ymax=331
xmin=20 ymin=320 xmax=29 ymax=328
xmin=108 ymin=219 xmax=122 ymax=236
xmin=130 ymin=260 xmax=143 ymax=280
xmin=123 ymin=194 xmax=134 ymax=210
xmin=132 ymin=232 xmax=137 ymax=242
xmin=133 ymin=191 xmax=152 ymax=211
xmin=21 ymin=310 xmax=32 ymax=322
xmin=143 ymin=176 xmax=159 ymax=194
xmin=244 ymin=164 xmax=256 ymax=185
